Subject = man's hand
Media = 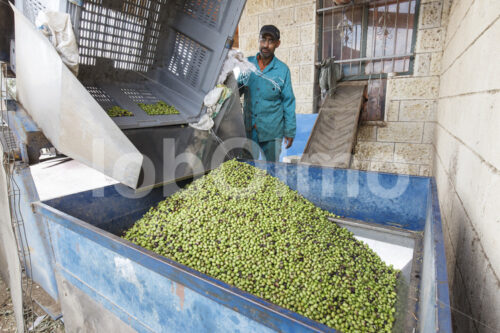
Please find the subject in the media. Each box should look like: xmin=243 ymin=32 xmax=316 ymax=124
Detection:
xmin=284 ymin=137 xmax=294 ymax=149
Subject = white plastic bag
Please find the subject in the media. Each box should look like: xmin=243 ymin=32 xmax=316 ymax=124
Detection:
xmin=35 ymin=11 xmax=79 ymax=76
xmin=191 ymin=50 xmax=247 ymax=131
xmin=189 ymin=113 xmax=214 ymax=131
xmin=190 ymin=84 xmax=232 ymax=131
xmin=204 ymin=87 xmax=224 ymax=109
xmin=217 ymin=49 xmax=256 ymax=85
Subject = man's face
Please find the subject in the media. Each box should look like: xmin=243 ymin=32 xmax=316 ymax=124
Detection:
xmin=259 ymin=33 xmax=280 ymax=59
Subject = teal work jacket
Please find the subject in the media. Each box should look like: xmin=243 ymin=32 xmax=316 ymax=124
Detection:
xmin=238 ymin=54 xmax=296 ymax=142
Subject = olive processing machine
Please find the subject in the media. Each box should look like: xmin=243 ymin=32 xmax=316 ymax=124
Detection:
xmin=0 ymin=0 xmax=453 ymax=331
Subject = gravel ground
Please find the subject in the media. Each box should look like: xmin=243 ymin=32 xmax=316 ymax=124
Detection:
xmin=0 ymin=276 xmax=64 ymax=332
xmin=0 ymin=277 xmax=16 ymax=332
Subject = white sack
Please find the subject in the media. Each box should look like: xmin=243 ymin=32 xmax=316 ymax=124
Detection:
xmin=35 ymin=11 xmax=79 ymax=76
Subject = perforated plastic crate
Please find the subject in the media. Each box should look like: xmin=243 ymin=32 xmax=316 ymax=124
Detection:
xmin=16 ymin=0 xmax=246 ymax=129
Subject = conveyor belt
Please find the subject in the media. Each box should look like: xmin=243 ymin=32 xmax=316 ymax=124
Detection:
xmin=301 ymin=82 xmax=366 ymax=168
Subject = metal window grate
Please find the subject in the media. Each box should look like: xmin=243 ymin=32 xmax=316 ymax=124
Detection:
xmin=318 ymin=0 xmax=418 ymax=121
xmin=167 ymin=31 xmax=208 ymax=88
xmin=77 ymin=0 xmax=166 ymax=72
xmin=121 ymin=87 xmax=159 ymax=103
xmin=319 ymin=0 xmax=417 ymax=77
xmin=183 ymin=0 xmax=222 ymax=28
xmin=86 ymin=85 xmax=118 ymax=110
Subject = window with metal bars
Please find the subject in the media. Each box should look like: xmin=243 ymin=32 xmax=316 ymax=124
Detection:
xmin=317 ymin=0 xmax=419 ymax=120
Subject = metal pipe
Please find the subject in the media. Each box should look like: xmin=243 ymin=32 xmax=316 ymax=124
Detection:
xmin=331 ymin=5 xmax=334 ymax=58
xmin=318 ymin=0 xmax=403 ymax=13
xmin=350 ymin=4 xmax=354 ymax=75
xmin=327 ymin=216 xmax=417 ymax=238
xmin=370 ymin=3 xmax=377 ymax=74
xmin=360 ymin=5 xmax=368 ymax=74
xmin=392 ymin=0 xmax=400 ymax=72
xmin=382 ymin=0 xmax=388 ymax=73
xmin=316 ymin=53 xmax=413 ymax=67
xmin=315 ymin=53 xmax=413 ymax=66
xmin=404 ymin=0 xmax=411 ymax=70
xmin=369 ymin=50 xmax=412 ymax=61
xmin=340 ymin=7 xmax=344 ymax=62
xmin=317 ymin=0 xmax=371 ymax=13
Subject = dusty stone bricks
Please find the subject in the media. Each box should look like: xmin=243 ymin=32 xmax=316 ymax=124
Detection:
xmin=299 ymin=65 xmax=315 ymax=83
xmin=423 ymin=122 xmax=435 ymax=144
xmin=414 ymin=53 xmax=432 ymax=76
xmin=354 ymin=142 xmax=394 ymax=162
xmin=385 ymin=101 xmax=400 ymax=121
xmin=295 ymin=102 xmax=314 ymax=114
xmin=295 ymin=4 xmax=315 ymax=24
xmin=399 ymin=100 xmax=437 ymax=121
xmin=416 ymin=27 xmax=444 ymax=52
xmin=244 ymin=0 xmax=274 ymax=16
xmin=369 ymin=161 xmax=420 ymax=175
xmin=357 ymin=125 xmax=377 ymax=142
xmin=394 ymin=143 xmax=433 ymax=164
xmin=419 ymin=1 xmax=443 ymax=29
xmin=430 ymin=52 xmax=442 ymax=75
xmin=377 ymin=122 xmax=424 ymax=143
xmin=387 ymin=76 xmax=439 ymax=100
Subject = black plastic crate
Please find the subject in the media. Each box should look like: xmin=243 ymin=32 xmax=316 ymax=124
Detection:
xmin=16 ymin=0 xmax=246 ymax=128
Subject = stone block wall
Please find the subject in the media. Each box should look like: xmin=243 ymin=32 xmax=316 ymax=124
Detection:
xmin=238 ymin=0 xmax=317 ymax=114
xmin=434 ymin=0 xmax=500 ymax=331
xmin=351 ymin=0 xmax=449 ymax=177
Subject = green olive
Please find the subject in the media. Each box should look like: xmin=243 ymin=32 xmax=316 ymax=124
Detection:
xmin=123 ymin=160 xmax=399 ymax=332
xmin=138 ymin=101 xmax=180 ymax=115
xmin=107 ymin=106 xmax=133 ymax=117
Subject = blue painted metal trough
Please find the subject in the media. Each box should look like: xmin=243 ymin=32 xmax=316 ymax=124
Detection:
xmin=29 ymin=160 xmax=452 ymax=332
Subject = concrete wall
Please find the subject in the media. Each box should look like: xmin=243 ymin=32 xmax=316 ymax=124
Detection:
xmin=351 ymin=0 xmax=450 ymax=177
xmin=433 ymin=0 xmax=500 ymax=332
xmin=238 ymin=0 xmax=317 ymax=114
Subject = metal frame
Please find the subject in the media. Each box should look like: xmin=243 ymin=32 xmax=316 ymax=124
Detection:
xmin=26 ymin=160 xmax=452 ymax=332
xmin=34 ymin=196 xmax=335 ymax=332
xmin=0 ymin=62 xmax=36 ymax=331
xmin=332 ymin=216 xmax=423 ymax=331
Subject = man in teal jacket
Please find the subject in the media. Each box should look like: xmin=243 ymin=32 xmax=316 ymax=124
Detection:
xmin=239 ymin=25 xmax=296 ymax=162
